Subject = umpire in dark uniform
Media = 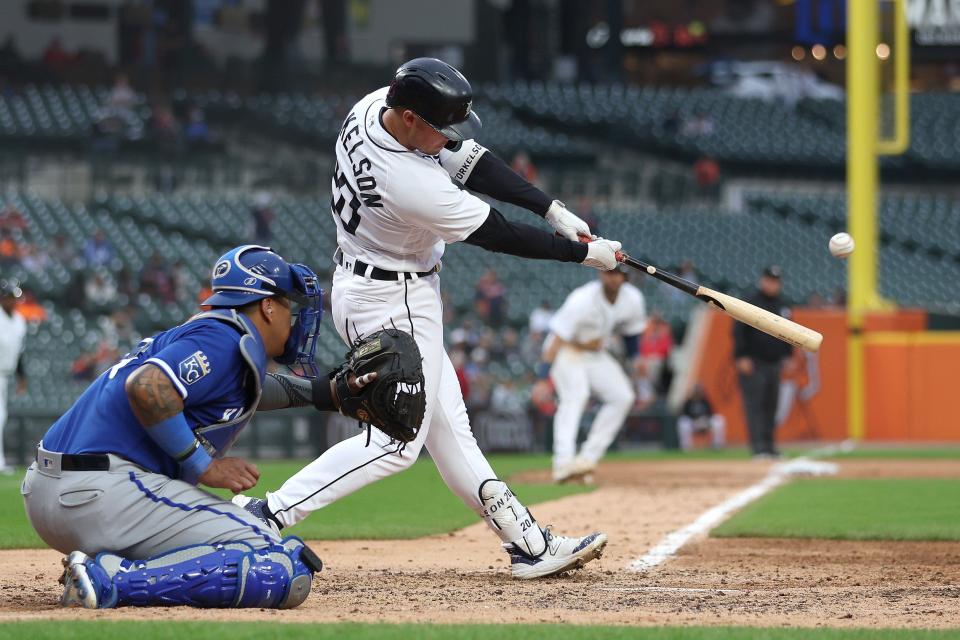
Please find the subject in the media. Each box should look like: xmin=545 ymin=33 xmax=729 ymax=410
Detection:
xmin=733 ymin=266 xmax=793 ymax=457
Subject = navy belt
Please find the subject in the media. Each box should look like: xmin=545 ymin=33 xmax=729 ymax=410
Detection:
xmin=335 ymin=248 xmax=438 ymax=281
xmin=37 ymin=451 xmax=109 ymax=471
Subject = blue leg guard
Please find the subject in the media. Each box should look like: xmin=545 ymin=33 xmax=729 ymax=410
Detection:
xmin=93 ymin=536 xmax=320 ymax=608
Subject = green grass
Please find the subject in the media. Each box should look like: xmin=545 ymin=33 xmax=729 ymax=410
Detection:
xmin=713 ymin=478 xmax=960 ymax=541
xmin=1 ymin=454 xmax=589 ymax=549
xmin=1 ymin=622 xmax=959 ymax=640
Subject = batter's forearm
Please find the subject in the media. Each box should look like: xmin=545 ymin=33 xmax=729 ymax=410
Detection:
xmin=464 ymin=152 xmax=553 ymax=216
xmin=464 ymin=208 xmax=588 ymax=262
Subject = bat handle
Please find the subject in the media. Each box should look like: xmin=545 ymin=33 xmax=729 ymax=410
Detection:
xmin=577 ymin=234 xmax=626 ymax=263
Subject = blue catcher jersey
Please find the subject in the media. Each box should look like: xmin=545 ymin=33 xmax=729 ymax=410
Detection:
xmin=42 ymin=310 xmax=268 ymax=479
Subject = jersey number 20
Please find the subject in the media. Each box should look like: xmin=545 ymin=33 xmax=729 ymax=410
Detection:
xmin=331 ymin=161 xmax=361 ymax=235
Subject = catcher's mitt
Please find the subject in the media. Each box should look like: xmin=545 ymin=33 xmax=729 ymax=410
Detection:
xmin=333 ymin=327 xmax=426 ymax=443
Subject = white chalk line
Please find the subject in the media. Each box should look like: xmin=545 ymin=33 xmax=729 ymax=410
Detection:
xmin=626 ymin=442 xmax=850 ymax=573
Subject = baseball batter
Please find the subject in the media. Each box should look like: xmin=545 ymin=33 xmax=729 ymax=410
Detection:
xmin=235 ymin=58 xmax=620 ymax=579
xmin=21 ymin=245 xmax=403 ymax=609
xmin=0 ymin=280 xmax=27 ymax=475
xmin=542 ymin=267 xmax=647 ymax=483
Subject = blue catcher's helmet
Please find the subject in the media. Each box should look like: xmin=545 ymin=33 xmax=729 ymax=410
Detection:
xmin=203 ymin=245 xmax=323 ymax=378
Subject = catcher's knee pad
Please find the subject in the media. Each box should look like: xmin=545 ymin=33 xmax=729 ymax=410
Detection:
xmin=95 ymin=536 xmax=321 ymax=609
xmin=475 ymin=479 xmax=547 ymax=557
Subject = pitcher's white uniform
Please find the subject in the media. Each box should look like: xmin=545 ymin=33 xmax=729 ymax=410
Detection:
xmin=548 ymin=280 xmax=646 ymax=478
xmin=259 ymin=88 xmax=599 ymax=570
xmin=0 ymin=304 xmax=26 ymax=471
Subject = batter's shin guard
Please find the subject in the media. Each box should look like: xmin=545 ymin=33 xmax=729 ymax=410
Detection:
xmin=94 ymin=536 xmax=321 ymax=608
xmin=475 ymin=479 xmax=547 ymax=557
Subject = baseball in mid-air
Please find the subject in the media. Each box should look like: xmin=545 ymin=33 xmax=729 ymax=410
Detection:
xmin=829 ymin=232 xmax=855 ymax=258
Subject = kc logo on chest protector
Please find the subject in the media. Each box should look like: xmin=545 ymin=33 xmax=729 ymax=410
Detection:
xmin=178 ymin=351 xmax=211 ymax=385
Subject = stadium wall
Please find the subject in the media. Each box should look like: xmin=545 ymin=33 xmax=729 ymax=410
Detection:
xmin=691 ymin=309 xmax=959 ymax=443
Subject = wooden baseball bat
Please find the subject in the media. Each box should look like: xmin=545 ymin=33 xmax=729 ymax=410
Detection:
xmin=615 ymin=250 xmax=823 ymax=353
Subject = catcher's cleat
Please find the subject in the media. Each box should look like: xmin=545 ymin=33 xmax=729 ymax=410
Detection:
xmin=505 ymin=527 xmax=608 ymax=580
xmin=232 ymin=494 xmax=283 ymax=535
xmin=59 ymin=551 xmax=118 ymax=609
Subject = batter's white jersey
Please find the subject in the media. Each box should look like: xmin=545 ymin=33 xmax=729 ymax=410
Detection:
xmin=549 ymin=280 xmax=648 ymax=346
xmin=264 ymin=88 xmax=579 ymax=562
xmin=331 ymin=87 xmax=491 ymax=271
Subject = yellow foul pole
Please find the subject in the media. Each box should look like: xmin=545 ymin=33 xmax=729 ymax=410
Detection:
xmin=846 ymin=0 xmax=879 ymax=441
xmin=846 ymin=0 xmax=909 ymax=441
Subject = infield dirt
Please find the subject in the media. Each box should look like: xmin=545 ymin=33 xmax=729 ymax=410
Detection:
xmin=1 ymin=458 xmax=958 ymax=629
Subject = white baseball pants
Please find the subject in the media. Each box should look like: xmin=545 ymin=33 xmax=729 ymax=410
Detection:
xmin=550 ymin=347 xmax=634 ymax=471
xmin=265 ymin=266 xmax=511 ymax=539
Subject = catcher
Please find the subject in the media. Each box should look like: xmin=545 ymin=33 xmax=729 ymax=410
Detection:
xmin=22 ymin=245 xmax=423 ymax=609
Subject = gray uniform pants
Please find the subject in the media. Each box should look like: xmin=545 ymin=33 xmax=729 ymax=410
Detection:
xmin=22 ymin=445 xmax=281 ymax=559
xmin=738 ymin=361 xmax=782 ymax=455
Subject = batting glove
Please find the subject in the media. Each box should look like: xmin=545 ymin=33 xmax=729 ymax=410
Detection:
xmin=581 ymin=238 xmax=622 ymax=270
xmin=545 ymin=200 xmax=593 ymax=241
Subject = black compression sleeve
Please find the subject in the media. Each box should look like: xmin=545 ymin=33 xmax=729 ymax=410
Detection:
xmin=463 ymin=152 xmax=553 ymax=216
xmin=261 ymin=372 xmax=336 ymax=412
xmin=15 ymin=354 xmax=24 ymax=379
xmin=464 ymin=208 xmax=588 ymax=262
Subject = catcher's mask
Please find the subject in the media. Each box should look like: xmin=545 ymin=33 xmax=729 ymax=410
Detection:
xmin=203 ymin=244 xmax=324 ymax=378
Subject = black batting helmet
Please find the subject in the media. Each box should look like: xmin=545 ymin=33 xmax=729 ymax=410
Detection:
xmin=386 ymin=57 xmax=482 ymax=142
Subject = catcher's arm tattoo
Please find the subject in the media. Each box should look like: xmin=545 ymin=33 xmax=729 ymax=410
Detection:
xmin=125 ymin=363 xmax=185 ymax=426
xmin=259 ymin=372 xmax=377 ymax=412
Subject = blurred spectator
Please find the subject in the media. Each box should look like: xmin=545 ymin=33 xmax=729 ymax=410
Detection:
xmin=510 ymin=151 xmax=539 ymax=187
xmin=0 ymin=36 xmax=23 ymax=79
xmin=99 ymin=307 xmax=139 ymax=350
xmin=0 ymin=204 xmax=27 ymax=231
xmin=52 ymin=233 xmax=78 ymax=267
xmin=677 ymin=383 xmax=726 ymax=451
xmin=85 ymin=273 xmax=118 ymax=310
xmin=197 ymin=284 xmax=213 ymax=311
xmin=150 ymin=103 xmax=182 ymax=153
xmin=663 ymin=109 xmax=681 ymax=135
xmin=140 ymin=252 xmax=174 ymax=302
xmin=250 ymin=191 xmax=275 ymax=243
xmin=831 ymin=287 xmax=847 ymax=307
xmin=109 ymin=73 xmax=136 ymax=112
xmin=693 ymin=156 xmax=720 ymax=196
xmin=115 ymin=267 xmax=136 ymax=301
xmin=63 ymin=271 xmax=87 ymax=310
xmin=806 ymin=292 xmax=828 ymax=308
xmin=171 ymin=260 xmax=189 ymax=302
xmin=71 ymin=340 xmax=120 ymax=382
xmin=450 ymin=318 xmax=480 ymax=352
xmin=678 ymin=260 xmax=698 ymax=284
xmin=528 ymin=300 xmax=553 ymax=334
xmin=41 ymin=37 xmax=72 ymax=75
xmin=0 ymin=228 xmax=21 ymax=265
xmin=185 ymin=106 xmax=213 ymax=146
xmin=474 ymin=269 xmax=507 ymax=328
xmin=20 ymin=243 xmax=51 ymax=274
xmin=83 ymin=231 xmax=114 ymax=267
xmin=636 ymin=313 xmax=674 ymax=405
xmin=450 ymin=347 xmax=470 ymax=399
xmin=15 ymin=289 xmax=46 ymax=323
xmin=682 ymin=111 xmax=715 ymax=137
